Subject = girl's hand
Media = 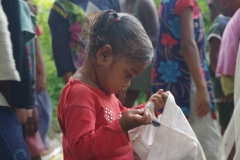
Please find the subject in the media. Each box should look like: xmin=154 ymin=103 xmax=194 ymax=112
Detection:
xmin=119 ymin=108 xmax=152 ymax=133
xmin=148 ymin=89 xmax=168 ymax=111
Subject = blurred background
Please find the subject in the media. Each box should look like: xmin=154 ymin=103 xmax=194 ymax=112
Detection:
xmin=32 ymin=0 xmax=211 ymax=137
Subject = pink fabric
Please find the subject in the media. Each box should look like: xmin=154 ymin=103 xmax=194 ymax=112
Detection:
xmin=25 ymin=131 xmax=44 ymax=157
xmin=216 ymin=9 xmax=240 ymax=77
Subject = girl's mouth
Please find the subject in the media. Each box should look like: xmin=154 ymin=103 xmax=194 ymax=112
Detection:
xmin=116 ymin=87 xmax=125 ymax=94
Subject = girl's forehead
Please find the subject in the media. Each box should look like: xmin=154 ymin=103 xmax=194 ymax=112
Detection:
xmin=121 ymin=60 xmax=149 ymax=72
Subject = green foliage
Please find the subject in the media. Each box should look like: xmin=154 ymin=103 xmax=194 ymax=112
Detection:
xmin=33 ymin=0 xmax=63 ymax=135
xmin=154 ymin=0 xmax=161 ymax=8
xmin=199 ymin=0 xmax=211 ymax=36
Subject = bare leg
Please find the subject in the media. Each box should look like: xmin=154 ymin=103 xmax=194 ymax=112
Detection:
xmin=123 ymin=90 xmax=141 ymax=108
xmin=227 ymin=143 xmax=235 ymax=160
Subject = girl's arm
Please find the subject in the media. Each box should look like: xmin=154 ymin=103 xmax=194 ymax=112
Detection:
xmin=140 ymin=0 xmax=159 ymax=47
xmin=179 ymin=7 xmax=210 ymax=117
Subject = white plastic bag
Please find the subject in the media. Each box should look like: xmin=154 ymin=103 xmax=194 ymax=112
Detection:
xmin=129 ymin=92 xmax=206 ymax=160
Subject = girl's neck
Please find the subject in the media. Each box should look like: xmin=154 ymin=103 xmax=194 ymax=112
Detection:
xmin=73 ymin=56 xmax=100 ymax=89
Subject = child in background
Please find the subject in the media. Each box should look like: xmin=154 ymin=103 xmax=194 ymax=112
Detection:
xmin=216 ymin=9 xmax=240 ymax=97
xmin=58 ymin=10 xmax=168 ymax=159
xmin=19 ymin=0 xmax=45 ymax=159
xmin=216 ymin=7 xmax=240 ymax=159
xmin=208 ymin=0 xmax=219 ymax=22
xmin=35 ymin=25 xmax=53 ymax=156
xmin=152 ymin=0 xmax=221 ymax=159
xmin=27 ymin=1 xmax=54 ymax=156
xmin=219 ymin=45 xmax=240 ymax=160
xmin=208 ymin=0 xmax=240 ymax=135
xmin=122 ymin=0 xmax=159 ymax=108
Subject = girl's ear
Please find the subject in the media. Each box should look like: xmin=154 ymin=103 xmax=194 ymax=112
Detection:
xmin=96 ymin=45 xmax=113 ymax=65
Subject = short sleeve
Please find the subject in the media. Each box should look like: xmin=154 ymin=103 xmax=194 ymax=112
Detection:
xmin=48 ymin=9 xmax=76 ymax=77
xmin=208 ymin=18 xmax=222 ymax=41
xmin=175 ymin=0 xmax=197 ymax=16
xmin=19 ymin=0 xmax=36 ymax=42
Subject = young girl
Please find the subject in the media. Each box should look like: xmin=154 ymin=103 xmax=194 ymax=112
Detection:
xmin=152 ymin=0 xmax=221 ymax=159
xmin=58 ymin=10 xmax=167 ymax=159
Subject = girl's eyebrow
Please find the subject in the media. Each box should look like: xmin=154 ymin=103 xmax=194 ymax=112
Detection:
xmin=130 ymin=68 xmax=139 ymax=76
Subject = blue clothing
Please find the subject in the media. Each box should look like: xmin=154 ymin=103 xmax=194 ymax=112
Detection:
xmin=152 ymin=0 xmax=216 ymax=118
xmin=0 ymin=106 xmax=30 ymax=160
xmin=36 ymin=91 xmax=52 ymax=149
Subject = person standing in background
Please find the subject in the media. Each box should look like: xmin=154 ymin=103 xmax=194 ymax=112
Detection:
xmin=48 ymin=0 xmax=121 ymax=84
xmin=216 ymin=6 xmax=240 ymax=159
xmin=208 ymin=0 xmax=219 ymax=22
xmin=121 ymin=0 xmax=159 ymax=108
xmin=35 ymin=25 xmax=53 ymax=157
xmin=208 ymin=0 xmax=240 ymax=136
xmin=27 ymin=0 xmax=54 ymax=155
xmin=18 ymin=0 xmax=45 ymax=159
xmin=1 ymin=0 xmax=36 ymax=159
xmin=152 ymin=0 xmax=221 ymax=159
xmin=218 ymin=45 xmax=240 ymax=160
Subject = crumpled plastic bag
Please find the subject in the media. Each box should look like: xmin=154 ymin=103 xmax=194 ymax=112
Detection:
xmin=129 ymin=91 xmax=206 ymax=160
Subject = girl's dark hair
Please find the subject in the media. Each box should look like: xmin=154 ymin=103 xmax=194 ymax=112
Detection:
xmin=83 ymin=10 xmax=153 ymax=64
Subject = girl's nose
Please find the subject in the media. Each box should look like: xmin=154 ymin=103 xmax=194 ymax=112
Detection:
xmin=124 ymin=79 xmax=131 ymax=88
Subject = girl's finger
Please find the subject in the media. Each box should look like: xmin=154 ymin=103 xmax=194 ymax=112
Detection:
xmin=157 ymin=89 xmax=164 ymax=94
xmin=143 ymin=109 xmax=152 ymax=124
xmin=161 ymin=92 xmax=168 ymax=102
xmin=152 ymin=97 xmax=163 ymax=110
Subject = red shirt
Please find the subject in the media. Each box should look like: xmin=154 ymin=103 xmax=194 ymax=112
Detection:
xmin=58 ymin=77 xmax=144 ymax=159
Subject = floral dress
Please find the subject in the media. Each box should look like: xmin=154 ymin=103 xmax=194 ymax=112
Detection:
xmin=152 ymin=0 xmax=216 ymax=119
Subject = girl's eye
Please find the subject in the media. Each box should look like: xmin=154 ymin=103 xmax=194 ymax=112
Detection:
xmin=126 ymin=73 xmax=132 ymax=78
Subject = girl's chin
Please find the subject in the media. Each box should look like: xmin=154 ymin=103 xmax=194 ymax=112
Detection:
xmin=116 ymin=89 xmax=124 ymax=94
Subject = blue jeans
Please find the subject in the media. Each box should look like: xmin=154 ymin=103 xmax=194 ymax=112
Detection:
xmin=0 ymin=106 xmax=30 ymax=160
